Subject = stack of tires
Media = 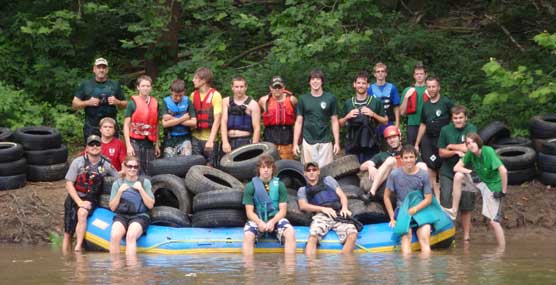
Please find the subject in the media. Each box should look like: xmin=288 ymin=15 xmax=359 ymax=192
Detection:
xmin=186 ymin=166 xmax=245 ymax=227
xmin=530 ymin=115 xmax=556 ymax=186
xmin=0 ymin=142 xmax=27 ymax=190
xmin=14 ymin=126 xmax=68 ymax=182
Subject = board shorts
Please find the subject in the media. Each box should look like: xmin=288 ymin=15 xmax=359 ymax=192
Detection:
xmin=309 ymin=213 xmax=358 ymax=244
xmin=243 ymin=218 xmax=292 ymax=243
xmin=64 ymin=194 xmax=96 ymax=234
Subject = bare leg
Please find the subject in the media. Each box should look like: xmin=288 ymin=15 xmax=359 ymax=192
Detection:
xmin=416 ymin=224 xmax=431 ymax=256
xmin=400 ymin=231 xmax=413 ymax=255
xmin=370 ymin=157 xmax=396 ymax=195
xmin=451 ymin=172 xmax=465 ymax=213
xmin=461 ymin=211 xmax=472 ymax=241
xmin=63 ymin=233 xmax=73 ymax=254
xmin=283 ymin=227 xmax=297 ymax=255
xmin=109 ymin=222 xmax=126 ymax=254
xmin=125 ymin=222 xmax=144 ymax=256
xmin=490 ymin=221 xmax=505 ymax=247
xmin=341 ymin=233 xmax=357 ymax=254
xmin=305 ymin=235 xmax=319 ymax=257
xmin=74 ymin=208 xmax=89 ymax=251
xmin=427 ymin=168 xmax=440 ymax=203
xmin=242 ymin=231 xmax=256 ymax=256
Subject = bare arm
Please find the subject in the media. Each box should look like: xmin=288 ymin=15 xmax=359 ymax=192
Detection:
xmin=250 ymin=101 xmax=261 ymax=143
xmin=394 ymin=106 xmax=400 ymax=129
xmin=384 ymin=187 xmax=396 ymax=226
xmin=66 ymin=181 xmax=84 ymax=207
xmin=410 ymin=193 xmax=432 ymax=215
xmin=499 ymin=165 xmax=508 ymax=193
xmin=123 ymin=117 xmax=134 ymax=156
xmin=415 ymin=123 xmax=426 ymax=148
xmin=399 ymin=87 xmax=414 ymax=116
xmin=258 ymin=96 xmax=268 ymax=112
xmin=293 ymin=115 xmax=303 ymax=155
xmin=220 ymin=98 xmax=230 ymax=150
xmin=72 ymin=96 xmax=97 ymax=110
xmin=453 ymin=159 xmax=472 ymax=174
xmin=331 ymin=115 xmax=340 ymax=153
xmin=162 ymin=113 xmax=190 ymax=128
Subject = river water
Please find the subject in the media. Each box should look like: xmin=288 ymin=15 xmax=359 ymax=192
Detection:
xmin=1 ymin=237 xmax=555 ymax=284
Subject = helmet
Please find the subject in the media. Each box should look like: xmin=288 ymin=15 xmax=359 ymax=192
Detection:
xmin=383 ymin=125 xmax=401 ymax=138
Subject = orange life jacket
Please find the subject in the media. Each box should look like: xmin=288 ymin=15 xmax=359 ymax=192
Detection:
xmin=262 ymin=90 xmax=296 ymax=126
xmin=130 ymin=95 xmax=158 ymax=142
xmin=193 ymin=88 xmax=216 ymax=129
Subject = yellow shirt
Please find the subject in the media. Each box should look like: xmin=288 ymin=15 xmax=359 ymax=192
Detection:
xmin=190 ymin=89 xmax=223 ymax=141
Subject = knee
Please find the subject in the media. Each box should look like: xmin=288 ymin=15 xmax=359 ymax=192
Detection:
xmin=360 ymin=161 xmax=370 ymax=171
xmin=384 ymin=157 xmax=396 ymax=168
xmin=244 ymin=232 xmax=256 ymax=243
xmin=454 ymin=172 xmax=465 ymax=182
xmin=77 ymin=209 xmax=88 ymax=221
xmin=284 ymin=228 xmax=295 ymax=239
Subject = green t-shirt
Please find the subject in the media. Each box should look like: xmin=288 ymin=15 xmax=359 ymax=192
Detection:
xmin=297 ymin=92 xmax=338 ymax=144
xmin=341 ymin=96 xmax=385 ymax=123
xmin=75 ymin=79 xmax=124 ymax=128
xmin=438 ymin=122 xmax=478 ymax=177
xmin=401 ymin=85 xmax=426 ymax=126
xmin=462 ymin=146 xmax=503 ymax=192
xmin=242 ymin=179 xmax=288 ymax=219
xmin=420 ymin=96 xmax=453 ymax=126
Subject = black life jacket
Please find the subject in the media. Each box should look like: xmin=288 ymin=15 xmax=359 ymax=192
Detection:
xmin=306 ymin=178 xmax=341 ymax=211
xmin=74 ymin=155 xmax=108 ymax=197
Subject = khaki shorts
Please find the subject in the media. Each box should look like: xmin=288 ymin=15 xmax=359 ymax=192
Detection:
xmin=309 ymin=213 xmax=357 ymax=244
xmin=440 ymin=174 xmax=476 ymax=211
xmin=302 ymin=139 xmax=333 ymax=168
xmin=276 ymin=144 xmax=295 ymax=160
xmin=476 ymin=182 xmax=503 ymax=222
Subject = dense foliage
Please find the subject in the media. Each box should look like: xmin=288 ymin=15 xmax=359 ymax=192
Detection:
xmin=0 ymin=0 xmax=554 ymax=144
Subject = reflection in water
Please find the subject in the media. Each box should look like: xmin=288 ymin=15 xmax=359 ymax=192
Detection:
xmin=0 ymin=240 xmax=555 ymax=284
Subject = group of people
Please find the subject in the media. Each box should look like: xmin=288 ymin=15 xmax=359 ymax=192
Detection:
xmin=62 ymin=57 xmax=508 ymax=256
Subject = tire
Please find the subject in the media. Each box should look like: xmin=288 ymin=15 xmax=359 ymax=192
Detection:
xmin=275 ymin=160 xmax=306 ymax=190
xmin=192 ymin=189 xmax=244 ymax=212
xmin=150 ymin=206 xmax=191 ymax=228
xmin=537 ymin=152 xmax=556 ymax=172
xmin=352 ymin=202 xmax=388 ymax=224
xmin=0 ymin=142 xmax=24 ymax=162
xmin=0 ymin=173 xmax=27 ymax=190
xmin=148 ymin=155 xmax=206 ymax=178
xmin=24 ymin=145 xmax=68 ymax=165
xmin=14 ymin=126 xmax=62 ymax=150
xmin=538 ymin=172 xmax=556 ymax=186
xmin=495 ymin=146 xmax=536 ymax=170
xmin=98 ymin=193 xmax=111 ymax=209
xmin=0 ymin=158 xmax=27 ymax=176
xmin=479 ymin=121 xmax=511 ymax=145
xmin=337 ymin=174 xmax=360 ymax=187
xmin=348 ymin=199 xmax=367 ymax=215
xmin=507 ymin=168 xmax=536 ymax=185
xmin=530 ymin=114 xmax=556 ymax=139
xmin=185 ymin=165 xmax=244 ymax=195
xmin=320 ymin=155 xmax=360 ymax=179
xmin=219 ymin=142 xmax=280 ymax=181
xmin=286 ymin=195 xmax=312 ymax=226
xmin=541 ymin=139 xmax=556 ymax=155
xmin=151 ymin=174 xmax=191 ymax=214
xmin=102 ymin=176 xmax=116 ymax=195
xmin=0 ymin=128 xmax=13 ymax=142
xmin=27 ymin=162 xmax=69 ymax=182
xmin=490 ymin=137 xmax=532 ymax=149
xmin=191 ymin=209 xmax=246 ymax=228
xmin=340 ymin=184 xmax=365 ymax=200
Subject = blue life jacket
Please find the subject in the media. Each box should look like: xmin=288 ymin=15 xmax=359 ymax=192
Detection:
xmin=369 ymin=83 xmax=394 ymax=121
xmin=306 ymin=177 xmax=341 ymax=210
xmin=252 ymin=177 xmax=280 ymax=222
xmin=115 ymin=178 xmax=148 ymax=215
xmin=227 ymin=97 xmax=253 ymax=132
xmin=163 ymin=96 xmax=190 ymax=137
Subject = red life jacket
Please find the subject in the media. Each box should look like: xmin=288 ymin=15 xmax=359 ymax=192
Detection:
xmin=193 ymin=88 xmax=216 ymax=129
xmin=75 ymin=155 xmax=107 ymax=194
xmin=130 ymin=95 xmax=158 ymax=142
xmin=263 ymin=90 xmax=296 ymax=126
xmin=406 ymin=88 xmax=430 ymax=115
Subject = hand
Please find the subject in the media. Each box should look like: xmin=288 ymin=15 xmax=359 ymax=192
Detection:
xmin=408 ymin=207 xmax=417 ymax=216
xmin=79 ymin=200 xmax=92 ymax=210
xmin=333 ymin=143 xmax=340 ymax=155
xmin=132 ymin=181 xmax=143 ymax=191
xmin=368 ymin=168 xmax=377 ymax=181
xmin=88 ymin=97 xmax=100 ymax=107
xmin=293 ymin=144 xmax=301 ymax=156
xmin=321 ymin=207 xmax=337 ymax=218
xmin=256 ymin=220 xmax=267 ymax=232
xmin=339 ymin=208 xmax=352 ymax=218
xmin=204 ymin=140 xmax=214 ymax=151
xmin=155 ymin=145 xmax=161 ymax=158
xmin=222 ymin=142 xmax=231 ymax=153
xmin=493 ymin=192 xmax=506 ymax=199
xmin=389 ymin=219 xmax=396 ymax=228
xmin=360 ymin=106 xmax=374 ymax=118
xmin=347 ymin=109 xmax=359 ymax=118
xmin=414 ymin=144 xmax=420 ymax=152
xmin=127 ymin=144 xmax=135 ymax=156
xmin=107 ymin=96 xmax=116 ymax=105
xmin=265 ymin=219 xmax=277 ymax=232
xmin=118 ymin=184 xmax=128 ymax=193
xmin=456 ymin=151 xmax=465 ymax=157
xmin=405 ymin=87 xmax=416 ymax=98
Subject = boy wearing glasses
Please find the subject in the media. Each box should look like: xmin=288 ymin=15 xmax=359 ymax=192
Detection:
xmin=258 ymin=76 xmax=298 ymax=160
xmin=63 ymin=135 xmax=119 ymax=253
xmin=367 ymin=62 xmax=400 ymax=143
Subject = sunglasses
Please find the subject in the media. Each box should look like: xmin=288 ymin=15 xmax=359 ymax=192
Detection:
xmin=305 ymin=168 xmax=319 ymax=172
xmin=272 ymin=85 xmax=284 ymax=90
xmin=87 ymin=142 xmax=101 ymax=147
xmin=126 ymin=164 xmax=139 ymax=169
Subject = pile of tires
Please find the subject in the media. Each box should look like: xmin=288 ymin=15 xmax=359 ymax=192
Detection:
xmin=0 ymin=142 xmax=27 ymax=190
xmin=148 ymin=155 xmax=206 ymax=178
xmin=219 ymin=142 xmax=280 ymax=181
xmin=529 ymin=115 xmax=556 ymax=153
xmin=537 ymin=139 xmax=556 ymax=186
xmin=14 ymin=126 xmax=68 ymax=182
xmin=495 ymin=146 xmax=536 ymax=185
xmin=0 ymin=128 xmax=14 ymax=142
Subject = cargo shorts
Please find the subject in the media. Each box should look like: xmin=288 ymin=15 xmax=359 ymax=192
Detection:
xmin=309 ymin=213 xmax=358 ymax=244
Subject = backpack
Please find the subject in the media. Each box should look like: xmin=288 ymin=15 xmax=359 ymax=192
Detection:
xmin=115 ymin=177 xmax=148 ymax=215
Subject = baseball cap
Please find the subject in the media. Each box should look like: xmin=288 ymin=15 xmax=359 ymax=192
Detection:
xmin=86 ymin=135 xmax=101 ymax=145
xmin=94 ymin=57 xmax=109 ymax=66
xmin=270 ymin=76 xmax=285 ymax=88
xmin=304 ymin=161 xmax=319 ymax=171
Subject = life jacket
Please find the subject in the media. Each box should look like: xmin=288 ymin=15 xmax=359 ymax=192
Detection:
xmin=115 ymin=177 xmax=148 ymax=215
xmin=262 ymin=91 xmax=296 ymax=126
xmin=306 ymin=177 xmax=341 ymax=210
xmin=227 ymin=96 xmax=253 ymax=132
xmin=193 ymin=88 xmax=216 ymax=129
xmin=130 ymin=95 xmax=158 ymax=142
xmin=252 ymin=177 xmax=281 ymax=222
xmin=74 ymin=155 xmax=108 ymax=196
xmin=163 ymin=96 xmax=190 ymax=137
xmin=406 ymin=88 xmax=430 ymax=115
xmin=345 ymin=96 xmax=378 ymax=152
xmin=370 ymin=83 xmax=395 ymax=121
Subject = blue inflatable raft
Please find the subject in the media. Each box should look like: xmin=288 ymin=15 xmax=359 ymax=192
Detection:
xmin=85 ymin=208 xmax=455 ymax=254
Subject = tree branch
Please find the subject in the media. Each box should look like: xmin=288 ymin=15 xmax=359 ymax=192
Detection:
xmin=485 ymin=14 xmax=525 ymax=52
xmin=222 ymin=41 xmax=273 ymax=68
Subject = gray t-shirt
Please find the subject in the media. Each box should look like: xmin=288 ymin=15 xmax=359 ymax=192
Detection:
xmin=110 ymin=178 xmax=154 ymax=201
xmin=65 ymin=155 xmax=119 ymax=182
xmin=297 ymin=176 xmax=339 ymax=201
xmin=385 ymin=168 xmax=431 ymax=207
